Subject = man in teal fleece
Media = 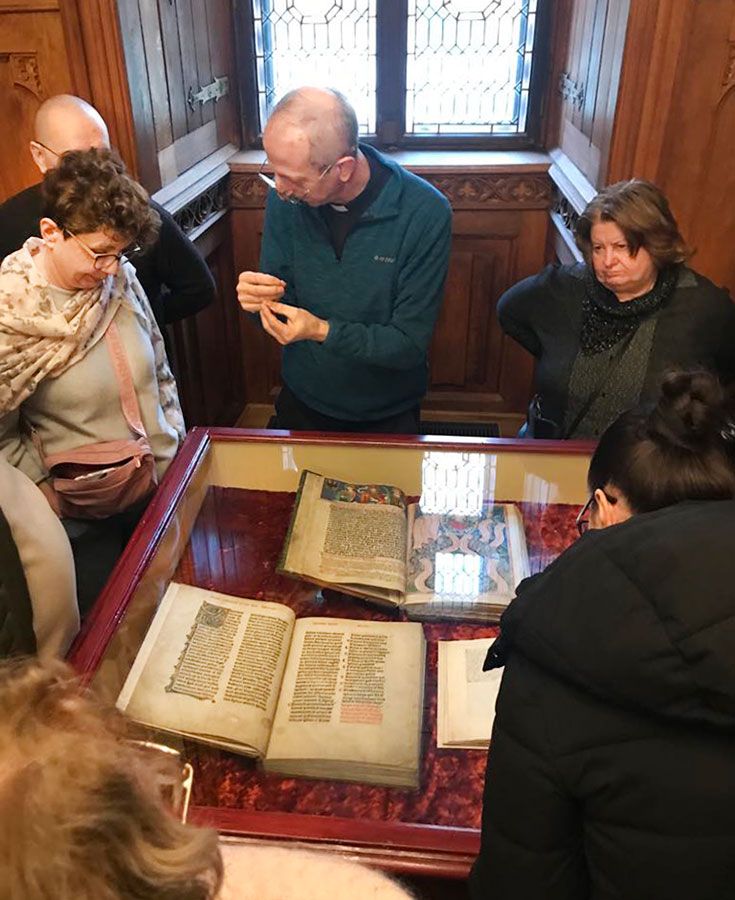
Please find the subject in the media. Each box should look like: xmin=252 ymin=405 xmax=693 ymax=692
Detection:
xmin=236 ymin=87 xmax=452 ymax=432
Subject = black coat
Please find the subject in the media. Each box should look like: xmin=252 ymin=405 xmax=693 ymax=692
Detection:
xmin=498 ymin=263 xmax=735 ymax=437
xmin=470 ymin=500 xmax=735 ymax=900
xmin=0 ymin=183 xmax=215 ymax=329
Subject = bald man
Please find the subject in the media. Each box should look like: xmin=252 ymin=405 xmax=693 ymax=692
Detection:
xmin=0 ymin=95 xmax=214 ymax=331
xmin=236 ymin=87 xmax=451 ymax=433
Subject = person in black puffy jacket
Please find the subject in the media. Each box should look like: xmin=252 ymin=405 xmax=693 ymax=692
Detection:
xmin=470 ymin=370 xmax=735 ymax=900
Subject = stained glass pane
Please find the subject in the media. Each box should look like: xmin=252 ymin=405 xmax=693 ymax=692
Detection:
xmin=253 ymin=0 xmax=377 ymax=134
xmin=406 ymin=0 xmax=535 ymax=136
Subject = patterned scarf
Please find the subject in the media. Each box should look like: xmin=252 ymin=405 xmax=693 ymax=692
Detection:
xmin=580 ymin=264 xmax=679 ymax=355
xmin=0 ymin=239 xmax=184 ymax=441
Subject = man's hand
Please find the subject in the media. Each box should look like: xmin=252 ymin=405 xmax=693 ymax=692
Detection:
xmin=236 ymin=271 xmax=286 ymax=313
xmin=260 ymin=301 xmax=330 ymax=346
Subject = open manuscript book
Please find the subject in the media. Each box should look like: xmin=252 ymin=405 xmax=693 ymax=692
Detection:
xmin=117 ymin=583 xmax=426 ymax=788
xmin=278 ymin=470 xmax=530 ymax=622
xmin=437 ymin=638 xmax=503 ymax=750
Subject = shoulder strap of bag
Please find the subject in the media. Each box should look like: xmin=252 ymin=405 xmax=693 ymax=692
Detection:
xmin=104 ymin=321 xmax=148 ymax=440
xmin=561 ymin=328 xmax=636 ymax=440
xmin=28 ymin=321 xmax=149 ymax=464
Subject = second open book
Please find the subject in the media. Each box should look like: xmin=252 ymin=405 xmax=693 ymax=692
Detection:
xmin=117 ymin=583 xmax=425 ymax=788
xmin=278 ymin=470 xmax=530 ymax=621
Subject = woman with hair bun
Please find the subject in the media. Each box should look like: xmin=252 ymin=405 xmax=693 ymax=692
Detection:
xmin=498 ymin=179 xmax=735 ymax=438
xmin=471 ymin=370 xmax=735 ymax=900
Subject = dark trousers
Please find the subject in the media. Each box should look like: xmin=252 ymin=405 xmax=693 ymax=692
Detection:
xmin=273 ymin=384 xmax=421 ymax=434
xmin=62 ymin=502 xmax=145 ymax=618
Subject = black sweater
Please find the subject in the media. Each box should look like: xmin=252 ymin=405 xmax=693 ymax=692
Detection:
xmin=470 ymin=500 xmax=735 ymax=900
xmin=0 ymin=182 xmax=215 ymax=328
xmin=498 ymin=263 xmax=735 ymax=436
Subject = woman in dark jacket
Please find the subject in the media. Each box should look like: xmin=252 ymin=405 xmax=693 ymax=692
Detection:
xmin=470 ymin=371 xmax=735 ymax=900
xmin=499 ymin=179 xmax=735 ymax=439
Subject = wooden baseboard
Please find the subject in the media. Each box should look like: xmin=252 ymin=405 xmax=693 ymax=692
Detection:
xmin=235 ymin=403 xmax=525 ymax=437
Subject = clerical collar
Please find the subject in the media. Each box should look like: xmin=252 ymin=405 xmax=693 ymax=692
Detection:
xmin=325 ymin=150 xmax=389 ymax=216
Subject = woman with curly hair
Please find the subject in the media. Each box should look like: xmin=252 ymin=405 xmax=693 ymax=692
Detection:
xmin=0 ymin=148 xmax=184 ymax=614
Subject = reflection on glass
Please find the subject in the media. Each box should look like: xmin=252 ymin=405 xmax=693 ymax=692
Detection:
xmin=420 ymin=451 xmax=496 ymax=515
xmin=434 ymin=550 xmax=482 ymax=599
xmin=522 ymin=472 xmax=559 ymax=507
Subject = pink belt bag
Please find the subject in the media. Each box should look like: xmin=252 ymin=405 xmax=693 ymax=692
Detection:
xmin=33 ymin=322 xmax=158 ymax=520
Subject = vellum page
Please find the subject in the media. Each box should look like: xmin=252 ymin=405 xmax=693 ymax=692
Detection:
xmin=264 ymin=617 xmax=425 ymax=787
xmin=117 ymin=583 xmax=295 ymax=757
xmin=437 ymin=638 xmax=503 ymax=749
xmin=280 ymin=471 xmax=408 ymax=595
xmin=403 ymin=503 xmax=530 ymax=619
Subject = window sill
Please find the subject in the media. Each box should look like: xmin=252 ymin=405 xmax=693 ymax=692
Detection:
xmin=229 ymin=148 xmax=553 ymax=211
xmin=228 ymin=147 xmax=551 ymax=173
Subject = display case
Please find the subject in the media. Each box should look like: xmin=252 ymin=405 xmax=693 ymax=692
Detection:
xmin=69 ymin=428 xmax=593 ymax=879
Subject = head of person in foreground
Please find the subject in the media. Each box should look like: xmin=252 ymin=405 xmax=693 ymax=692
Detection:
xmin=0 ymin=657 xmax=222 ymax=900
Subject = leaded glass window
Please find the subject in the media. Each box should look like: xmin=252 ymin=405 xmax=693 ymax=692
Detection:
xmin=406 ymin=0 xmax=537 ymax=135
xmin=253 ymin=0 xmax=377 ymax=133
xmin=247 ymin=0 xmax=548 ymax=146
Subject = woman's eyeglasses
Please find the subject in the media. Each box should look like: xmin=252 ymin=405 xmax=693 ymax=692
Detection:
xmin=576 ymin=495 xmax=595 ymax=535
xmin=127 ymin=739 xmax=194 ymax=823
xmin=65 ymin=229 xmax=140 ymax=267
xmin=576 ymin=490 xmax=618 ymax=535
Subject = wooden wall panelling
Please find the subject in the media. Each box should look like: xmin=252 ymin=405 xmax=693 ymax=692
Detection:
xmin=605 ymin=0 xmax=691 ymax=185
xmin=56 ymin=0 xmax=92 ymax=101
xmin=228 ymin=172 xmax=277 ymax=405
xmin=420 ymin=169 xmax=551 ymax=415
xmin=69 ymin=0 xmax=143 ymax=181
xmin=190 ymin=0 xmax=215 ymax=127
xmin=590 ymin=0 xmax=628 ymax=183
xmin=0 ymin=3 xmax=75 ymax=200
xmin=206 ymin=0 xmax=239 ymax=149
xmin=426 ymin=214 xmax=534 ymax=414
xmin=137 ymin=0 xmax=173 ymax=153
xmin=542 ymin=0 xmax=574 ymax=149
xmin=557 ymin=0 xmax=631 ymax=188
xmin=579 ymin=0 xmax=608 ymax=137
xmin=177 ymin=0 xmax=204 ymax=135
xmin=158 ymin=0 xmax=189 ymax=144
xmin=428 ymin=247 xmax=485 ymax=387
xmin=569 ymin=0 xmax=597 ymax=134
xmin=103 ymin=0 xmax=159 ymax=188
xmin=658 ymin=1 xmax=735 ymax=293
xmin=167 ymin=212 xmax=245 ymax=426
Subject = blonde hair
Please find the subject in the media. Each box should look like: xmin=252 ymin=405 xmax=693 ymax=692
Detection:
xmin=0 ymin=658 xmax=222 ymax=900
